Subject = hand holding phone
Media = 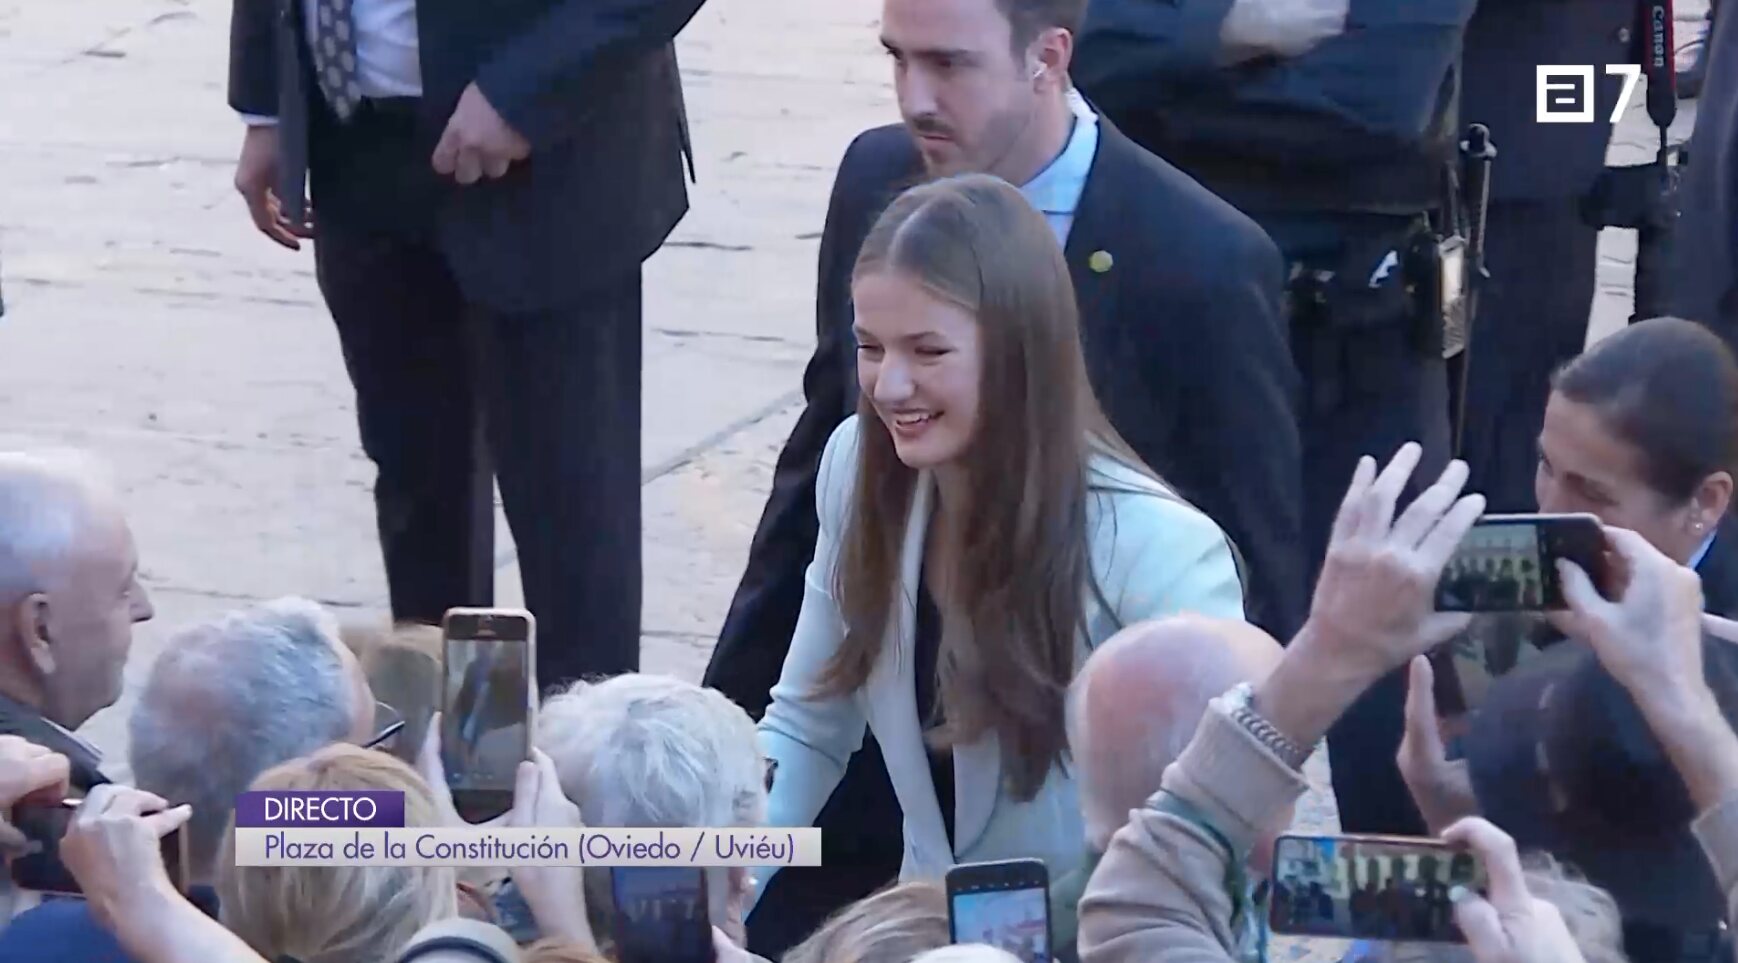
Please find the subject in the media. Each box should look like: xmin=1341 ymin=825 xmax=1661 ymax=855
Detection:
xmin=946 ymin=859 xmax=1051 ymax=963
xmin=14 ymin=786 xmax=190 ymax=910
xmin=1440 ymin=818 xmax=1584 ymax=963
xmin=1269 ymin=834 xmax=1486 ymax=943
xmin=1434 ymin=514 xmax=1609 ymax=613
xmin=439 ymin=608 xmax=536 ymax=824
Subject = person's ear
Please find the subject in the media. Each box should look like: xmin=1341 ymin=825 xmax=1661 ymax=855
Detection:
xmin=10 ymin=595 xmax=55 ymax=677
xmin=1029 ymin=27 xmax=1072 ymax=86
xmin=1693 ymin=471 xmax=1732 ymax=532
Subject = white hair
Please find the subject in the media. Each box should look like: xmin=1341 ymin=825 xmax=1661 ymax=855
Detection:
xmin=536 ymin=673 xmax=765 ymax=829
xmin=129 ymin=597 xmax=359 ymax=876
xmin=539 ymin=674 xmax=766 ymax=937
xmin=911 ymin=947 xmax=1022 ymax=963
xmin=0 ymin=451 xmax=117 ymax=601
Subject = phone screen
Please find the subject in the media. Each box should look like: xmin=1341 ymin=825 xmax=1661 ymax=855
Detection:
xmin=946 ymin=860 xmax=1051 ymax=963
xmin=1434 ymin=514 xmax=1605 ymax=613
xmin=9 ymin=801 xmax=186 ymax=896
xmin=610 ymin=867 xmax=714 ymax=963
xmin=1270 ymin=835 xmax=1485 ymax=943
xmin=440 ymin=609 xmax=534 ymax=823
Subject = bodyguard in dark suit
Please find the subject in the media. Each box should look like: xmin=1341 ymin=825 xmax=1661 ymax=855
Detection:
xmin=1073 ymin=0 xmax=1475 ymax=835
xmin=228 ymin=0 xmax=706 ymax=687
xmin=707 ymin=0 xmax=1303 ymax=953
xmin=1455 ymin=0 xmax=1631 ymax=513
xmin=1674 ymin=3 xmax=1738 ymax=340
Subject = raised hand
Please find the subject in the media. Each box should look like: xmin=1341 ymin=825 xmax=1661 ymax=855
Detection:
xmin=1397 ymin=656 xmax=1478 ymax=833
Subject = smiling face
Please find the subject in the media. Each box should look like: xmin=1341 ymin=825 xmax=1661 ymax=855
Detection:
xmin=852 ymin=270 xmax=983 ymax=469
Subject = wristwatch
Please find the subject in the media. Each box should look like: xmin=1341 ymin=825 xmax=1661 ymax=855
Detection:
xmin=1221 ymin=682 xmax=1312 ymax=771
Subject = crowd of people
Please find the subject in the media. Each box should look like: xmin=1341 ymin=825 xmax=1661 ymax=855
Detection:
xmin=1 ymin=0 xmax=1737 ymax=960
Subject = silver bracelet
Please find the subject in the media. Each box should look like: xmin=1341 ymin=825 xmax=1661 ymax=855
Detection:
xmin=1224 ymin=682 xmax=1311 ymax=770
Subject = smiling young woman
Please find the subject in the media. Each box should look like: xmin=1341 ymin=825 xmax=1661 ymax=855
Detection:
xmin=754 ymin=173 xmax=1247 ymax=893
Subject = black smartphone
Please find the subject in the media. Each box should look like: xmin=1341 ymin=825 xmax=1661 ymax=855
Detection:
xmin=609 ymin=866 xmax=715 ymax=963
xmin=1270 ymin=834 xmax=1486 ymax=943
xmin=439 ymin=608 xmax=536 ymax=824
xmin=945 ymin=859 xmax=1051 ymax=963
xmin=1434 ymin=513 xmax=1608 ymax=612
xmin=9 ymin=799 xmax=189 ymax=896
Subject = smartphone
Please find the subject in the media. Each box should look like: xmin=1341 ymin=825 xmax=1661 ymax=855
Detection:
xmin=9 ymin=799 xmax=189 ymax=896
xmin=946 ymin=859 xmax=1051 ymax=963
xmin=439 ymin=608 xmax=536 ymax=824
xmin=610 ymin=866 xmax=714 ymax=963
xmin=1434 ymin=513 xmax=1607 ymax=613
xmin=1270 ymin=834 xmax=1486 ymax=943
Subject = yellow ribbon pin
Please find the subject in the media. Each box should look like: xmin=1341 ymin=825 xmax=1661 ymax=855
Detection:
xmin=1089 ymin=250 xmax=1114 ymax=274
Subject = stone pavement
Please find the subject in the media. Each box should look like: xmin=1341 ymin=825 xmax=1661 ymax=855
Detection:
xmin=0 ymin=0 xmax=1712 ymax=953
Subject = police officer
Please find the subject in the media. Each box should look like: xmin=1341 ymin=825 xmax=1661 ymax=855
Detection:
xmin=1455 ymin=1 xmax=1632 ymax=513
xmin=1073 ymin=0 xmax=1474 ymax=834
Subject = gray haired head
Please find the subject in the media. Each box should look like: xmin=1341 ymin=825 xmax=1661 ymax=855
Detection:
xmin=0 ymin=451 xmax=117 ymax=603
xmin=537 ymin=673 xmax=767 ymax=935
xmin=128 ymin=597 xmax=363 ymax=879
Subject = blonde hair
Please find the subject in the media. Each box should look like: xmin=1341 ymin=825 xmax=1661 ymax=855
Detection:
xmin=784 ymin=881 xmax=950 ymax=963
xmin=521 ymin=939 xmax=613 ymax=963
xmin=1520 ymin=853 xmax=1628 ymax=963
xmin=342 ymin=620 xmax=443 ymax=764
xmin=218 ymin=744 xmax=458 ymax=963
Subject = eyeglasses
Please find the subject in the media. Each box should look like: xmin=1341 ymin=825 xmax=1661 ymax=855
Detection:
xmin=363 ymin=700 xmax=406 ymax=752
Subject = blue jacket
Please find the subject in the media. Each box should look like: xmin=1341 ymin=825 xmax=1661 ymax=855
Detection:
xmin=0 ymin=887 xmax=220 ymax=963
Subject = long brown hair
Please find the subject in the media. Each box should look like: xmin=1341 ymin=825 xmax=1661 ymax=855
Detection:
xmin=819 ymin=173 xmax=1158 ymax=799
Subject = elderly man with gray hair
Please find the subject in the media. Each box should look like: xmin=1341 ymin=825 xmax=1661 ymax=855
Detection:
xmin=128 ymin=596 xmax=383 ymax=881
xmin=0 ymin=596 xmax=385 ymax=962
xmin=526 ymin=673 xmax=768 ymax=950
xmin=0 ymin=451 xmax=153 ymax=790
xmin=1055 ymin=615 xmax=1285 ymax=963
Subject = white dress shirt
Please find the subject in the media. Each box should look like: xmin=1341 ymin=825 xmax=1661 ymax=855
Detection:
xmin=243 ymin=0 xmax=422 ymax=124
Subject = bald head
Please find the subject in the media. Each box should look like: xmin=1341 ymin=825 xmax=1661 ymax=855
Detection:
xmin=1068 ymin=615 xmax=1282 ymax=851
xmin=0 ymin=452 xmax=150 ymax=728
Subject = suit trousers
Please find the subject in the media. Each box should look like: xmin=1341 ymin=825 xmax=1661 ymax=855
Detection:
xmin=309 ymin=101 xmax=642 ymax=690
xmin=1455 ymin=199 xmax=1599 ymax=513
xmin=1266 ymin=211 xmax=1453 ymax=837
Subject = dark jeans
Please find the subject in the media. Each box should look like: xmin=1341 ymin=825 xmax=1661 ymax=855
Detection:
xmin=310 ymin=100 xmax=642 ymax=690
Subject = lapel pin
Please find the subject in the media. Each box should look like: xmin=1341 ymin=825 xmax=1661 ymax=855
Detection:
xmin=1089 ymin=250 xmax=1114 ymax=274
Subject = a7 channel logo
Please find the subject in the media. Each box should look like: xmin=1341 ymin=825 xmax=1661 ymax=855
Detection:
xmin=1536 ymin=65 xmax=1642 ymax=124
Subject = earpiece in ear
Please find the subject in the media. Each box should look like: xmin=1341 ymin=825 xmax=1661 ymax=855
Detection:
xmin=1030 ymin=63 xmax=1044 ymax=80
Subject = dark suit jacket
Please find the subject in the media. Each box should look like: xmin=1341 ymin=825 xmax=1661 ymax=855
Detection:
xmin=226 ymin=0 xmax=703 ymax=311
xmin=705 ymin=120 xmax=1306 ymax=720
xmin=1459 ymin=0 xmax=1632 ymax=203
xmin=1697 ymin=515 xmax=1738 ymax=618
xmin=1074 ymin=0 xmax=1475 ymax=216
xmin=0 ymin=694 xmax=106 ymax=792
xmin=1673 ymin=6 xmax=1738 ymax=339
